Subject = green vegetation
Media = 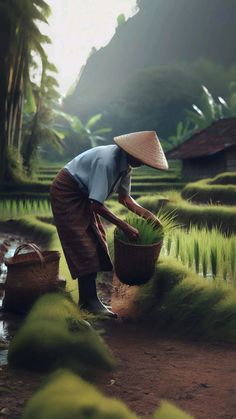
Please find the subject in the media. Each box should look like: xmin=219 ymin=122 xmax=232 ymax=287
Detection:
xmin=208 ymin=172 xmax=236 ymax=185
xmin=153 ymin=401 xmax=193 ymax=419
xmin=137 ymin=194 xmax=236 ymax=234
xmin=164 ymin=227 xmax=236 ymax=287
xmin=0 ymin=0 xmax=62 ymax=182
xmin=8 ymin=293 xmax=114 ymax=375
xmin=136 ymin=257 xmax=236 ymax=342
xmin=182 ymin=172 xmax=236 ymax=205
xmin=115 ymin=211 xmax=177 ymax=245
xmin=22 ymin=370 xmax=193 ymax=419
xmin=0 ymin=199 xmax=51 ymax=220
xmin=185 ymin=85 xmax=233 ymax=131
xmin=96 ymin=59 xmax=236 ymax=141
xmin=22 ymin=370 xmax=137 ymax=419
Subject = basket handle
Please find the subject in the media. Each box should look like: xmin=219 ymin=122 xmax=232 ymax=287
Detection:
xmin=14 ymin=243 xmax=45 ymax=265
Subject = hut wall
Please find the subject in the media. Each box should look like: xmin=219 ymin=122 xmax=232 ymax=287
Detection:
xmin=182 ymin=153 xmax=225 ymax=180
xmin=225 ymin=144 xmax=236 ymax=171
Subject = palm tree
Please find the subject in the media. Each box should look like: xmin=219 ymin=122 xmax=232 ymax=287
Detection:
xmin=0 ymin=0 xmax=51 ymax=182
xmin=22 ymin=65 xmax=63 ymax=174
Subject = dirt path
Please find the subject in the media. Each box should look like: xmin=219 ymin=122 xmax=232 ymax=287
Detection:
xmin=1 ymin=321 xmax=236 ymax=419
xmin=99 ymin=321 xmax=236 ymax=419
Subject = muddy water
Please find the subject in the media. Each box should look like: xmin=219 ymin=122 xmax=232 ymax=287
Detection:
xmin=0 ymin=233 xmax=25 ymax=365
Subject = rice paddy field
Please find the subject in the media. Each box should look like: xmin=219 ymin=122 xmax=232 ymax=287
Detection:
xmin=1 ymin=161 xmax=236 ymax=419
xmin=0 ymin=161 xmax=235 ymax=290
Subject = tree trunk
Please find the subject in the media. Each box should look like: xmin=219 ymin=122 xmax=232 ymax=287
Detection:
xmin=0 ymin=12 xmax=10 ymax=182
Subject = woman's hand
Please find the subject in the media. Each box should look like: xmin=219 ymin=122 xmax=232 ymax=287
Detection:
xmin=121 ymin=221 xmax=139 ymax=241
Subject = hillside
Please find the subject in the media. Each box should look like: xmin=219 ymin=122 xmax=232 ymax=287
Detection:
xmin=64 ymin=0 xmax=236 ymax=119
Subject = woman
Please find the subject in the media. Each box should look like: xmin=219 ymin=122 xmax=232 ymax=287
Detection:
xmin=50 ymin=131 xmax=168 ymax=317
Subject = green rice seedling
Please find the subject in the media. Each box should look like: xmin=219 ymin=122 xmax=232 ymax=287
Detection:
xmin=210 ymin=245 xmax=218 ymax=279
xmin=10 ymin=200 xmax=18 ymax=218
xmin=229 ymin=239 xmax=236 ymax=279
xmin=194 ymin=239 xmax=200 ymax=273
xmin=8 ymin=293 xmax=114 ymax=375
xmin=166 ymin=236 xmax=172 ymax=255
xmin=22 ymin=370 xmax=138 ymax=419
xmin=201 ymin=248 xmax=208 ymax=278
xmin=221 ymin=247 xmax=228 ymax=281
xmin=186 ymin=240 xmax=194 ymax=268
xmin=175 ymin=234 xmax=180 ymax=259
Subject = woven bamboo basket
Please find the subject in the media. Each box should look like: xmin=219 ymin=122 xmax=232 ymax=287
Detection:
xmin=114 ymin=234 xmax=163 ymax=286
xmin=3 ymin=243 xmax=61 ymax=313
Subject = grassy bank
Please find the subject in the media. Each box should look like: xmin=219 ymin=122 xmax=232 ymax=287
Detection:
xmin=137 ymin=194 xmax=236 ymax=234
xmin=135 ymin=257 xmax=236 ymax=342
xmin=8 ymin=293 xmax=114 ymax=375
xmin=182 ymin=172 xmax=236 ymax=205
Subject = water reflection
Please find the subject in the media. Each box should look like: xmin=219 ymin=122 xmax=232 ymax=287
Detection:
xmin=0 ymin=233 xmax=24 ymax=365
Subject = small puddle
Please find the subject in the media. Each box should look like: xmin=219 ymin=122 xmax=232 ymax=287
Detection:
xmin=0 ymin=233 xmax=25 ymax=365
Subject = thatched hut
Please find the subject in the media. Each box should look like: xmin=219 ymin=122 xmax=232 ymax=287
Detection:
xmin=166 ymin=118 xmax=236 ymax=180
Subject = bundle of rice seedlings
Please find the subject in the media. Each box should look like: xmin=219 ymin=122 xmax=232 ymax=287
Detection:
xmin=8 ymin=294 xmax=114 ymax=376
xmin=115 ymin=210 xmax=178 ymax=245
xmin=22 ymin=370 xmax=138 ymax=419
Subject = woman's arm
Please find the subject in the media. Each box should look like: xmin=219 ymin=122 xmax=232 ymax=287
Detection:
xmin=118 ymin=194 xmax=162 ymax=227
xmin=90 ymin=200 xmax=139 ymax=240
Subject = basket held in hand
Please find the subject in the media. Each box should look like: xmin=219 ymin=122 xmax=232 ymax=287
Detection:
xmin=3 ymin=243 xmax=61 ymax=313
xmin=114 ymin=234 xmax=162 ymax=286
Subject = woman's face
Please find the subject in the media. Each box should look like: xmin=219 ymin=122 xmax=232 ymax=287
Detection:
xmin=127 ymin=153 xmax=143 ymax=168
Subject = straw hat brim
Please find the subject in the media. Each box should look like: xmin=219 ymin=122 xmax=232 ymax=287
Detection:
xmin=114 ymin=131 xmax=168 ymax=170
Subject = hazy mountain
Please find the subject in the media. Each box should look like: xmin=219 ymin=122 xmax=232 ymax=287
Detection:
xmin=64 ymin=0 xmax=236 ymax=119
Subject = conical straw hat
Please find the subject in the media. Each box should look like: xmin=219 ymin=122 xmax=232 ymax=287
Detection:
xmin=114 ymin=131 xmax=168 ymax=170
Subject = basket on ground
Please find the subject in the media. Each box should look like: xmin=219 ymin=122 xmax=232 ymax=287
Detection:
xmin=3 ymin=243 xmax=63 ymax=313
xmin=114 ymin=233 xmax=163 ymax=286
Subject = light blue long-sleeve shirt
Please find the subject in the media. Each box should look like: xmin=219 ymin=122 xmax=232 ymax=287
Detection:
xmin=64 ymin=145 xmax=131 ymax=204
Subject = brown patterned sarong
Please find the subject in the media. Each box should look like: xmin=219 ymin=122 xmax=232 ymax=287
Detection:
xmin=50 ymin=169 xmax=113 ymax=279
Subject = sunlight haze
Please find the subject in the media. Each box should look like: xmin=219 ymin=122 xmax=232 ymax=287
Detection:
xmin=40 ymin=0 xmax=138 ymax=96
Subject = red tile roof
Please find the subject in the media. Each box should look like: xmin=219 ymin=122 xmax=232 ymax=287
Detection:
xmin=166 ymin=118 xmax=236 ymax=159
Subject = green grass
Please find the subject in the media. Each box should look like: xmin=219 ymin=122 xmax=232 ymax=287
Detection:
xmin=182 ymin=172 xmax=236 ymax=205
xmin=8 ymin=293 xmax=114 ymax=375
xmin=136 ymin=194 xmax=236 ymax=234
xmin=22 ymin=370 xmax=137 ymax=419
xmin=208 ymin=172 xmax=236 ymax=185
xmin=135 ymin=257 xmax=236 ymax=342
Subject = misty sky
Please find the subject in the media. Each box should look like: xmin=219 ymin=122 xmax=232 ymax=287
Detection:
xmin=40 ymin=0 xmax=137 ymax=96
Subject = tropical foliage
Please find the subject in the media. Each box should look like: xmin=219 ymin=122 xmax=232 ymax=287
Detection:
xmin=0 ymin=0 xmax=62 ymax=182
xmin=44 ymin=112 xmax=111 ymax=160
xmin=168 ymin=83 xmax=236 ymax=148
xmin=186 ymin=85 xmax=234 ymax=130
